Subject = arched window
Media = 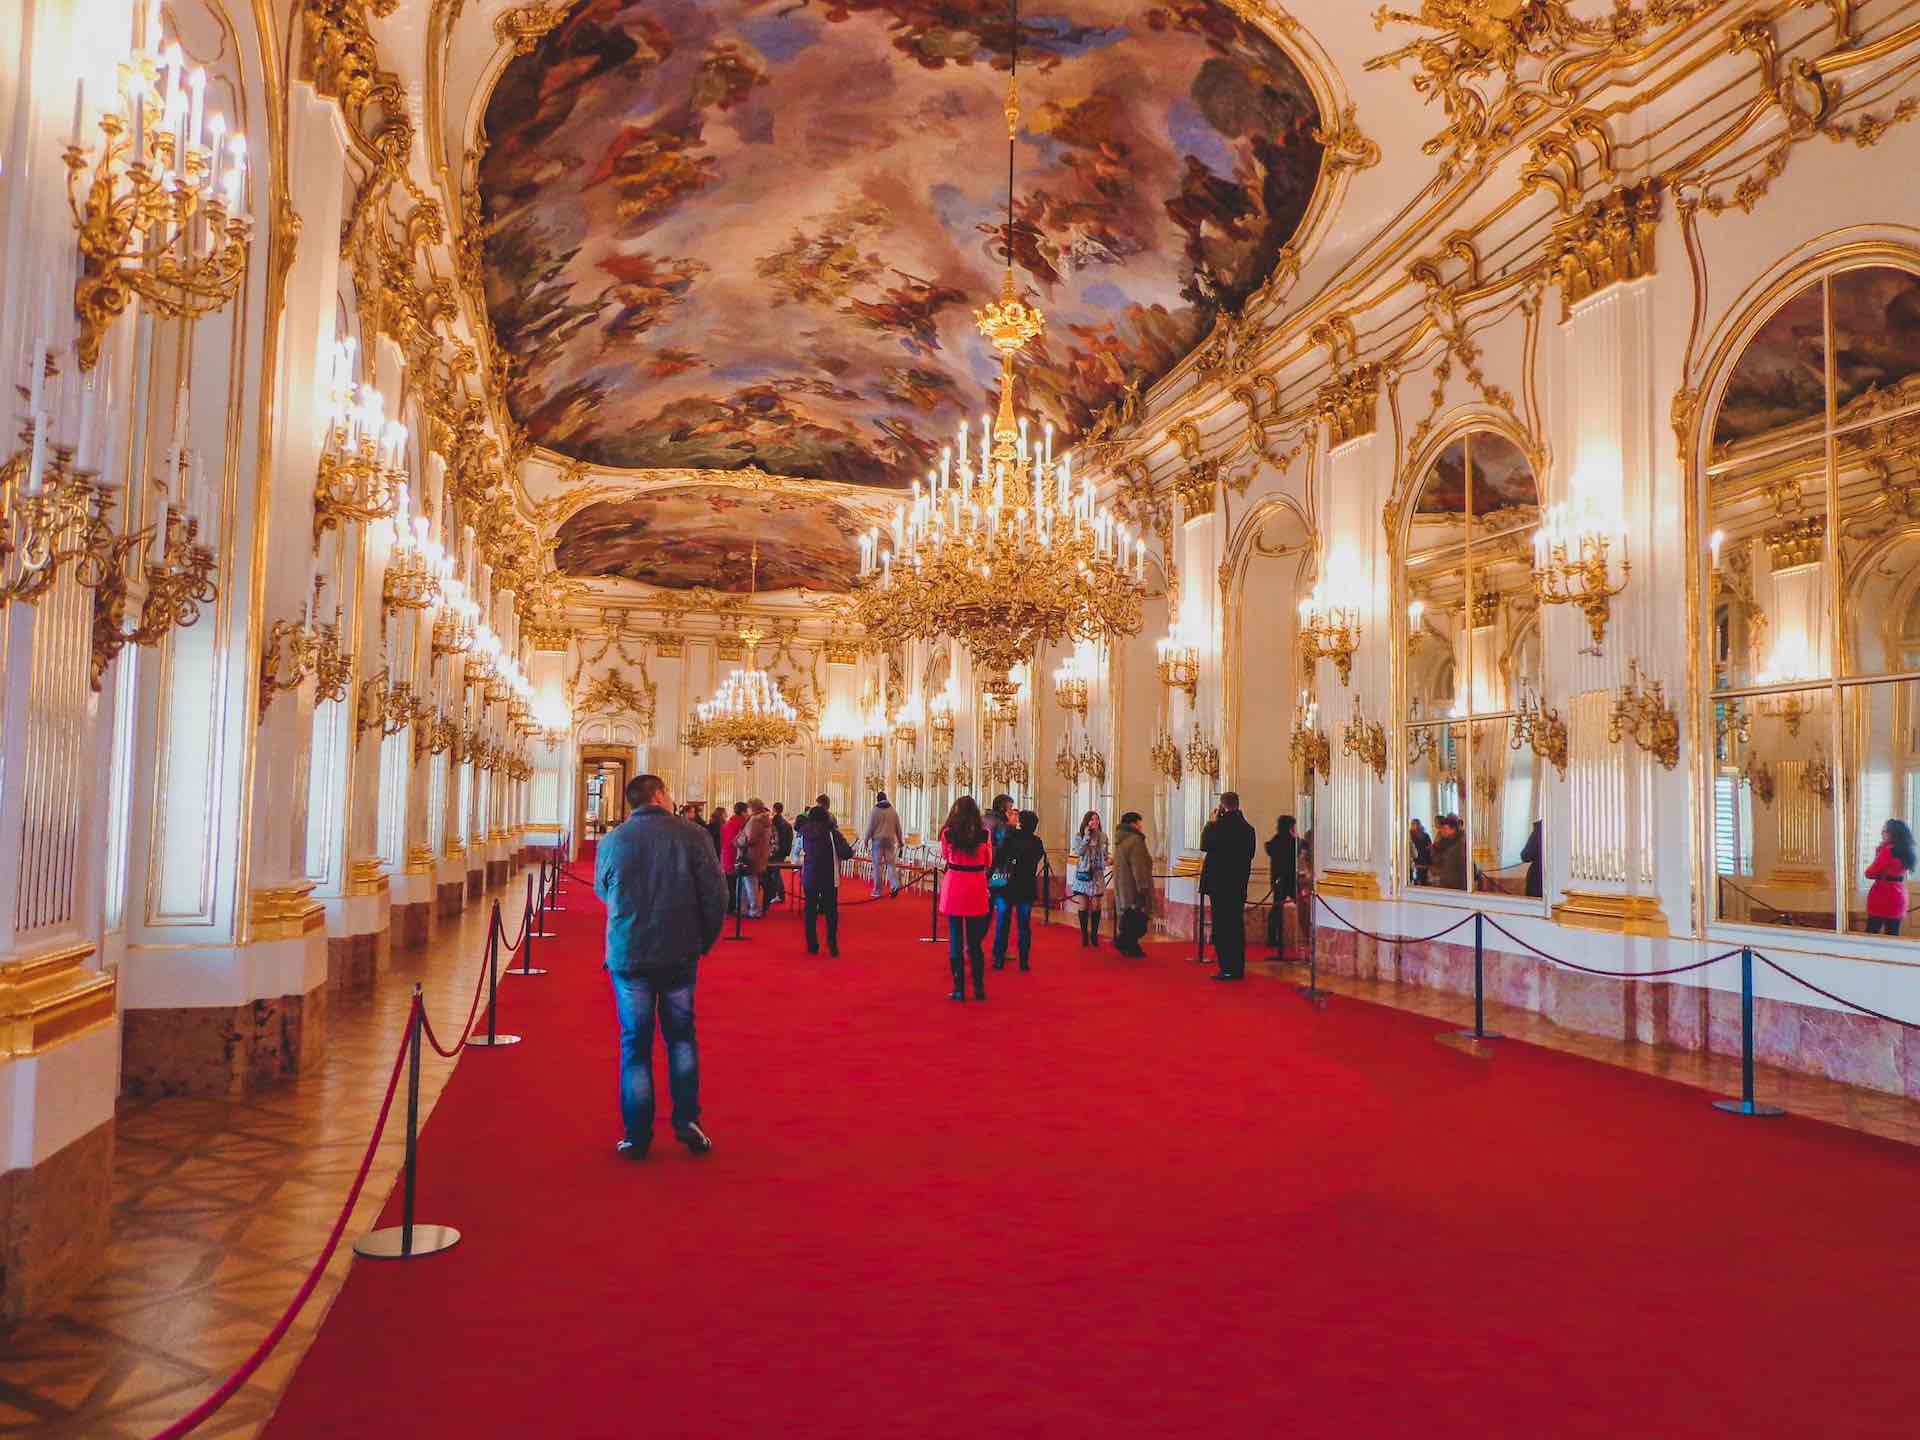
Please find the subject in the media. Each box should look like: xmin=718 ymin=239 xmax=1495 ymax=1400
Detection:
xmin=1705 ymin=263 xmax=1920 ymax=938
xmin=1400 ymin=430 xmax=1543 ymax=895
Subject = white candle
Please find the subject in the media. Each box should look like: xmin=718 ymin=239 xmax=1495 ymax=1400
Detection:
xmin=27 ymin=336 xmax=45 ymax=415
xmin=70 ymin=77 xmax=85 ymax=150
xmin=149 ymin=507 xmax=168 ymax=567
xmin=187 ymin=68 xmax=204 ymax=152
xmin=206 ymin=113 xmax=226 ymax=192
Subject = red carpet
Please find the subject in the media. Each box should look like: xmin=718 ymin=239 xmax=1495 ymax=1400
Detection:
xmin=266 ymin=874 xmax=1920 ymax=1438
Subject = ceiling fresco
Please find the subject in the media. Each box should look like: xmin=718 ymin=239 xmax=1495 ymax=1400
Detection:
xmin=551 ymin=485 xmax=866 ymax=591
xmin=478 ymin=0 xmax=1325 ymax=484
xmin=1713 ymin=282 xmax=1825 ymax=450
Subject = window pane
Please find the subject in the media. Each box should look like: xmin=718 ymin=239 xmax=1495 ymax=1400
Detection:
xmin=1473 ymin=716 xmax=1543 ymax=898
xmin=1836 ymin=419 xmax=1920 ymax=678
xmin=1711 ymin=280 xmax=1825 ymax=453
xmin=1405 ymin=722 xmax=1467 ymax=891
xmin=1408 ymin=440 xmax=1471 ymax=719
xmin=1714 ymin=685 xmax=1836 ymax=932
xmin=1830 ymin=266 xmax=1920 ymax=431
xmin=1842 ymin=680 xmax=1920 ymax=940
xmin=1708 ymin=439 xmax=1830 ymax=688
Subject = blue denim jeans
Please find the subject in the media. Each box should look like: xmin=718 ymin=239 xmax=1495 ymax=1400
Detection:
xmin=992 ymin=896 xmax=1032 ymax=964
xmin=607 ymin=960 xmax=699 ymax=1142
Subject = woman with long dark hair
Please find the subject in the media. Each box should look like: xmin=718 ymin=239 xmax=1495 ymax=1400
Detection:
xmin=1864 ymin=818 xmax=1917 ymax=936
xmin=940 ymin=795 xmax=993 ymax=1001
xmin=1069 ymin=810 xmax=1109 ymax=947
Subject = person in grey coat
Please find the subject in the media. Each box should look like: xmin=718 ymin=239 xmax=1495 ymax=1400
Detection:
xmin=861 ymin=791 xmax=906 ymax=896
xmin=594 ymin=773 xmax=729 ymax=1160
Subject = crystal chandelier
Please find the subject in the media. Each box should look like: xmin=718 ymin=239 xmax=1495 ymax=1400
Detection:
xmin=850 ymin=0 xmax=1144 ymax=699
xmin=686 ymin=544 xmax=800 ymax=764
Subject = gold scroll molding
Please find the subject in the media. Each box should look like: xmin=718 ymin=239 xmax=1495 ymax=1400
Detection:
xmin=1543 ymin=180 xmax=1661 ymax=321
xmin=249 ymin=883 xmax=327 ymax=942
xmin=346 ymin=858 xmax=391 ymax=896
xmin=1316 ymin=363 xmax=1382 ymax=447
xmin=0 ymin=942 xmax=116 ymax=1058
xmin=1550 ymin=889 xmax=1671 ymax=937
xmin=1316 ymin=868 xmax=1383 ymax=901
xmin=404 ymin=844 xmax=437 ymax=875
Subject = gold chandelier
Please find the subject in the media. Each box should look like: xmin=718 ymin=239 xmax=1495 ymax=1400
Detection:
xmin=684 ymin=544 xmax=799 ymax=764
xmin=849 ymin=0 xmax=1144 ymax=698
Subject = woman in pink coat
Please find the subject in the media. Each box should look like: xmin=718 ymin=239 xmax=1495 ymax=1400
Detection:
xmin=940 ymin=795 xmax=993 ymax=1002
xmin=1864 ymin=819 xmax=1916 ymax=936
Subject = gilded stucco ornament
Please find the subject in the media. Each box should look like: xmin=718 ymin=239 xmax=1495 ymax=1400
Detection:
xmin=494 ymin=5 xmax=568 ymax=56
xmin=1317 ymin=363 xmax=1383 ymax=447
xmin=1541 ymin=180 xmax=1662 ymax=320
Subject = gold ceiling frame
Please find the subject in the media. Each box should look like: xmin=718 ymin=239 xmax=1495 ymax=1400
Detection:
xmin=1678 ymin=229 xmax=1920 ymax=942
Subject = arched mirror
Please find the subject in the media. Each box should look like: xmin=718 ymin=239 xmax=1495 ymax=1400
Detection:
xmin=1400 ymin=431 xmax=1543 ymax=896
xmin=1707 ymin=264 xmax=1920 ymax=937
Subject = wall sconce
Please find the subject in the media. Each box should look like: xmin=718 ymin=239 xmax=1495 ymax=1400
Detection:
xmin=1149 ymin=727 xmax=1183 ymax=785
xmin=314 ymin=340 xmax=407 ymax=543
xmin=1053 ymin=657 xmax=1090 ymax=715
xmin=1155 ymin=632 xmax=1198 ymax=700
xmin=258 ymin=615 xmax=318 ymax=723
xmin=1299 ymin=581 xmax=1360 ymax=687
xmin=1607 ymin=659 xmax=1679 ymax=769
xmin=1184 ymin=726 xmax=1221 ymax=784
xmin=1757 ymin=688 xmax=1809 ymax=737
xmin=356 ymin=669 xmax=415 ymax=742
xmin=946 ymin=758 xmax=967 ymax=790
xmin=88 ymin=484 xmax=218 ymax=691
xmin=1531 ymin=497 xmax=1629 ymax=651
xmin=1341 ymin=705 xmax=1387 ymax=781
xmin=1742 ymin=750 xmax=1776 ymax=806
xmin=66 ymin=12 xmax=253 ymax=373
xmin=1289 ymin=719 xmax=1331 ymax=781
xmin=892 ymin=697 xmax=921 ymax=748
xmin=897 ymin=764 xmax=925 ymax=792
xmin=929 ymin=694 xmax=956 ymax=751
xmin=1512 ymin=689 xmax=1569 ymax=780
xmin=1803 ymin=741 xmax=1834 ymax=805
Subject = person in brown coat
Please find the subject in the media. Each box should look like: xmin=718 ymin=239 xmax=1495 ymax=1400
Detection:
xmin=738 ymin=800 xmax=774 ymax=918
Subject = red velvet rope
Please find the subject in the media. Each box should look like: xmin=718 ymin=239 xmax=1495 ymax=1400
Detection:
xmin=148 ymin=997 xmax=415 ymax=1439
xmin=421 ymin=935 xmax=497 ymax=1060
xmin=1754 ymin=952 xmax=1920 ymax=1029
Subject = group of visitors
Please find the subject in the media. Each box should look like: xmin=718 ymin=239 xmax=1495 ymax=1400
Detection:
xmin=1409 ymin=815 xmax=1544 ymax=897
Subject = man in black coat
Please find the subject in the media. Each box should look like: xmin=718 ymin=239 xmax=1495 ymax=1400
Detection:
xmin=990 ymin=810 xmax=1046 ymax=972
xmin=1200 ymin=791 xmax=1257 ymax=981
xmin=794 ymin=804 xmax=852 ymax=956
xmin=767 ymin=802 xmax=795 ymax=906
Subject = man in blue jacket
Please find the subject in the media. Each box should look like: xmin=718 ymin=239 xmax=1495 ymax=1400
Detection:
xmin=595 ymin=773 xmax=729 ymax=1159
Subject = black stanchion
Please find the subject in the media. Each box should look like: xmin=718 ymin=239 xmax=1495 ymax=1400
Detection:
xmin=1451 ymin=911 xmax=1503 ymax=1042
xmin=1192 ymin=888 xmax=1210 ymax=964
xmin=919 ymin=865 xmax=944 ymax=943
xmin=726 ymin=876 xmax=751 ymax=941
xmin=355 ymin=987 xmax=462 ymax=1260
xmin=1713 ymin=947 xmax=1785 ymax=1117
xmin=506 ymin=875 xmax=548 ymax=977
xmin=1298 ymin=894 xmax=1326 ymax=1006
xmin=528 ymin=862 xmax=558 ymax=940
xmin=468 ymin=903 xmax=522 ymax=1047
xmin=1040 ymin=858 xmax=1054 ymax=929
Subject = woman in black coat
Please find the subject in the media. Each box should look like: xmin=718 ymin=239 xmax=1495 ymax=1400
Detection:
xmin=1264 ymin=816 xmax=1298 ymax=949
xmin=794 ymin=805 xmax=852 ymax=956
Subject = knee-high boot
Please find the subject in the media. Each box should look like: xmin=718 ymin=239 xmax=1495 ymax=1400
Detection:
xmin=1078 ymin=910 xmax=1092 ymax=946
xmin=949 ymin=953 xmax=966 ymax=1001
xmin=1089 ymin=910 xmax=1102 ymax=947
xmin=971 ymin=950 xmax=987 ymax=1001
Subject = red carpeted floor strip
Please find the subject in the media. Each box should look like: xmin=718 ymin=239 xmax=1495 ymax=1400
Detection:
xmin=265 ymin=872 xmax=1920 ymax=1439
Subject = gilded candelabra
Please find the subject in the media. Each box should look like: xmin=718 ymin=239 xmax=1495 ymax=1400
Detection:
xmin=356 ymin=670 xmax=416 ymax=742
xmin=988 ymin=754 xmax=1030 ymax=790
xmin=953 ymin=759 xmax=974 ymax=792
xmin=258 ymin=615 xmax=318 ymax=722
xmin=861 ymin=726 xmax=885 ymax=756
xmin=87 ymin=497 xmax=217 ymax=691
xmin=1406 ymin=726 xmax=1439 ymax=767
xmin=65 ymin=51 xmax=252 ymax=373
xmin=1290 ymin=719 xmax=1331 ymax=781
xmin=1531 ymin=501 xmax=1629 ymax=651
xmin=1150 ymin=727 xmax=1183 ymax=785
xmin=311 ymin=609 xmax=352 ymax=705
xmin=1743 ymin=750 xmax=1776 ymax=806
xmin=1298 ymin=582 xmax=1360 ymax=688
xmin=2 ymin=430 xmax=119 ymax=606
xmin=313 ymin=341 xmax=407 ymax=543
xmin=1341 ymin=708 xmax=1388 ymax=782
xmin=1511 ymin=690 xmax=1569 ymax=780
xmin=1607 ymin=659 xmax=1679 ymax=769
xmin=1758 ymin=688 xmax=1809 ymax=737
xmin=1184 ymin=726 xmax=1221 ymax=785
xmin=1715 ymin=701 xmax=1752 ymax=753
xmin=1053 ymin=660 xmax=1089 ymax=716
xmin=929 ymin=700 xmax=955 ymax=753
xmin=1803 ymin=742 xmax=1834 ymax=805
xmin=1155 ymin=633 xmax=1199 ymax=701
xmin=681 ymin=713 xmax=712 ymax=753
xmin=897 ymin=764 xmax=925 ymax=792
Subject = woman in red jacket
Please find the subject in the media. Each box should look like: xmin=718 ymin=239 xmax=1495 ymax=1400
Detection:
xmin=1864 ymin=819 xmax=1916 ymax=936
xmin=940 ymin=795 xmax=993 ymax=1002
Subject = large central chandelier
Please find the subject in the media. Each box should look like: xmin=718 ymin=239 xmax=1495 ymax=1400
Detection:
xmin=849 ymin=0 xmax=1145 ymax=699
xmin=684 ymin=544 xmax=799 ymax=763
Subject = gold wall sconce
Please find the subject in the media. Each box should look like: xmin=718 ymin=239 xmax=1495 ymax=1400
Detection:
xmin=1531 ymin=500 xmax=1629 ymax=651
xmin=1512 ymin=690 xmax=1570 ymax=780
xmin=1341 ymin=707 xmax=1387 ymax=782
xmin=1608 ymin=660 xmax=1679 ymax=769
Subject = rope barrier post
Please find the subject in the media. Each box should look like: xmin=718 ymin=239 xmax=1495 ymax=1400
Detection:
xmin=468 ymin=902 xmax=522 ymax=1047
xmin=1041 ymin=857 xmax=1053 ymax=928
xmin=547 ymin=842 xmax=568 ymax=910
xmin=1297 ymin=893 xmax=1325 ymax=1006
xmin=920 ymin=865 xmax=944 ymax=943
xmin=355 ymin=987 xmax=462 ymax=1259
xmin=1451 ymin=911 xmax=1503 ymax=1042
xmin=1193 ymin=888 xmax=1210 ymax=964
xmin=529 ymin=861 xmax=558 ymax=940
xmin=507 ymin=874 xmax=548 ymax=977
xmin=1713 ymin=947 xmax=1785 ymax=1117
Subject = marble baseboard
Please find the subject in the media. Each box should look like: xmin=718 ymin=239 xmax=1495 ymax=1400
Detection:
xmin=0 ymin=1117 xmax=113 ymax=1321
xmin=120 ymin=986 xmax=329 ymax=1099
xmin=325 ymin=929 xmax=385 ymax=992
xmin=466 ymin=869 xmax=483 ymax=901
xmin=485 ymin=859 xmax=508 ymax=889
xmin=436 ymin=881 xmax=465 ymax=920
xmin=393 ymin=900 xmax=432 ymax=950
xmin=1313 ymin=926 xmax=1920 ymax=1100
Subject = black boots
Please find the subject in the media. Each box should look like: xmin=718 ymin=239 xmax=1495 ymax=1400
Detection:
xmin=1078 ymin=911 xmax=1092 ymax=946
xmin=949 ymin=955 xmax=966 ymax=1001
xmin=971 ymin=953 xmax=987 ymax=1002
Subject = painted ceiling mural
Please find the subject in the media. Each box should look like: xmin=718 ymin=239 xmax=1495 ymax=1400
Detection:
xmin=551 ymin=485 xmax=865 ymax=591
xmin=1416 ymin=433 xmax=1538 ymax=517
xmin=478 ymin=0 xmax=1325 ymax=484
